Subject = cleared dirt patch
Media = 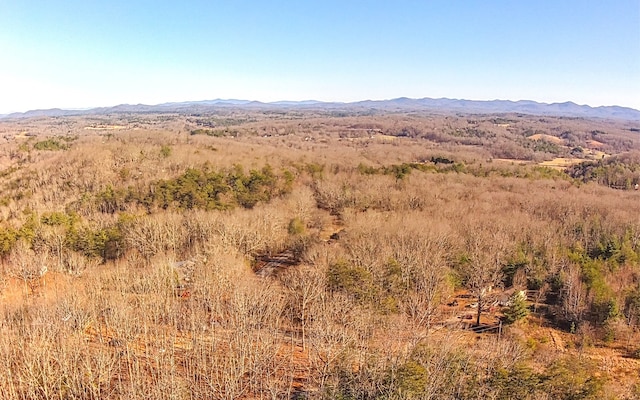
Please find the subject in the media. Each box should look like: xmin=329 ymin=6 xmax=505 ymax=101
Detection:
xmin=587 ymin=139 xmax=605 ymax=148
xmin=539 ymin=157 xmax=583 ymax=169
xmin=491 ymin=158 xmax=530 ymax=165
xmin=83 ymin=125 xmax=128 ymax=130
xmin=373 ymin=134 xmax=398 ymax=142
xmin=527 ymin=134 xmax=564 ymax=145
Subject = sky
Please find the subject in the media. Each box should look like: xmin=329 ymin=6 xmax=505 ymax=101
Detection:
xmin=0 ymin=1 xmax=638 ymax=114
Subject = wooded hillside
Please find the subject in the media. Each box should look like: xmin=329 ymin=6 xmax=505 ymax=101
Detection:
xmin=0 ymin=110 xmax=638 ymax=399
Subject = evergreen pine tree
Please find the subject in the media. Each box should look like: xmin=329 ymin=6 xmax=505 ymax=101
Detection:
xmin=504 ymin=291 xmax=529 ymax=324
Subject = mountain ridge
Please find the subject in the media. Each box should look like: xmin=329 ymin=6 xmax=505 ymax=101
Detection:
xmin=3 ymin=97 xmax=640 ymax=121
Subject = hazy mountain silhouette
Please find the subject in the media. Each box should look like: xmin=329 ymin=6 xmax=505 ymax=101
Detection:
xmin=4 ymin=97 xmax=640 ymax=121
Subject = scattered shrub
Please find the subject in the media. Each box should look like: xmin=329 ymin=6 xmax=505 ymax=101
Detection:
xmin=160 ymin=145 xmax=172 ymax=158
xmin=33 ymin=138 xmax=68 ymax=151
xmin=287 ymin=217 xmax=305 ymax=235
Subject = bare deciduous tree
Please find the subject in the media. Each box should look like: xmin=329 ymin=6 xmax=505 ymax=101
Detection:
xmin=280 ymin=264 xmax=325 ymax=350
xmin=459 ymin=223 xmax=509 ymax=326
xmin=393 ymin=232 xmax=451 ymax=332
xmin=561 ymin=262 xmax=587 ymax=326
xmin=7 ymin=240 xmax=49 ymax=296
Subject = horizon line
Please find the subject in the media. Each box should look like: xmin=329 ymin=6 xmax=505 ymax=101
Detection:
xmin=2 ymin=96 xmax=640 ymax=116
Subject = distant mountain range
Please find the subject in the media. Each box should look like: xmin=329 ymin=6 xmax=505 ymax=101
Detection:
xmin=3 ymin=97 xmax=640 ymax=121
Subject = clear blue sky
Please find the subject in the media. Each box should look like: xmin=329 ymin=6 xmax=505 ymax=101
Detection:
xmin=1 ymin=1 xmax=638 ymax=113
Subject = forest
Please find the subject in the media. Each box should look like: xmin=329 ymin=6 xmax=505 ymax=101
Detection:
xmin=0 ymin=109 xmax=638 ymax=399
